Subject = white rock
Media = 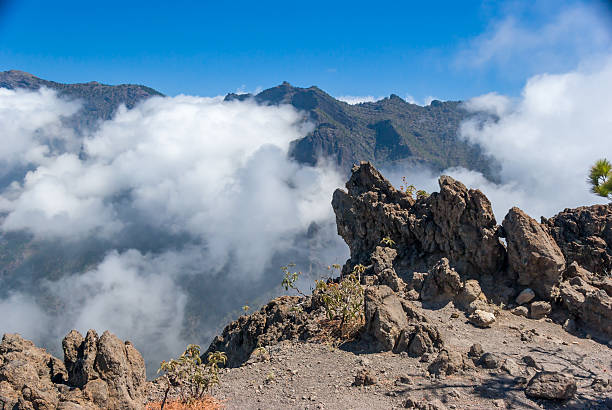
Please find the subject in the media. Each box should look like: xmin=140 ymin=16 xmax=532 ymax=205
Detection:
xmin=469 ymin=309 xmax=496 ymax=328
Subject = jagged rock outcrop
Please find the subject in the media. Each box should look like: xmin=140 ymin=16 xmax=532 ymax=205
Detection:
xmin=502 ymin=207 xmax=566 ymax=299
xmin=206 ymin=162 xmax=612 ymax=380
xmin=332 ymin=162 xmax=504 ymax=277
xmin=559 ymin=264 xmax=612 ymax=338
xmin=329 ymin=162 xmax=612 ymax=340
xmin=0 ymin=331 xmax=146 ymax=409
xmin=543 ymin=204 xmax=612 ymax=276
xmin=205 ymin=296 xmax=319 ymax=367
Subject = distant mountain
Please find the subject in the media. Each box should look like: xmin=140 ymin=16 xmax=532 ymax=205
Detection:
xmin=1 ymin=71 xmax=495 ymax=178
xmin=226 ymin=82 xmax=497 ymax=179
xmin=0 ymin=70 xmax=163 ymax=130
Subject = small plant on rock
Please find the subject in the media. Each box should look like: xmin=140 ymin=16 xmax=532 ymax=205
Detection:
xmin=157 ymin=345 xmax=227 ymax=409
xmin=416 ymin=189 xmax=430 ymax=200
xmin=380 ymin=236 xmax=396 ymax=247
xmin=399 ymin=176 xmax=429 ymax=200
xmin=281 ymin=263 xmax=308 ymax=297
xmin=315 ymin=264 xmax=365 ymax=336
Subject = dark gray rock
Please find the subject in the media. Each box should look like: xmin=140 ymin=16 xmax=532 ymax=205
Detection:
xmin=525 ymin=371 xmax=577 ymax=400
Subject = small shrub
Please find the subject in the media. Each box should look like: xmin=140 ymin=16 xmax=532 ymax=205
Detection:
xmin=399 ymin=176 xmax=429 ymax=200
xmin=157 ymin=345 xmax=227 ymax=409
xmin=146 ymin=396 xmax=223 ymax=410
xmin=281 ymin=263 xmax=307 ymax=297
xmin=315 ymin=265 xmax=365 ymax=335
xmin=416 ymin=189 xmax=429 ymax=200
xmin=399 ymin=177 xmax=416 ymax=197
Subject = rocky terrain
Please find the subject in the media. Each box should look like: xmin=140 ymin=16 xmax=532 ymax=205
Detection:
xmin=2 ymin=162 xmax=611 ymax=409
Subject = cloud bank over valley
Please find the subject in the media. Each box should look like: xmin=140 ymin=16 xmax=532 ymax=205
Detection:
xmin=1 ymin=55 xmax=611 ymax=371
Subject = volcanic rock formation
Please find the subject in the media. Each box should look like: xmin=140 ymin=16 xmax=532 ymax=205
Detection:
xmin=0 ymin=330 xmax=146 ymax=409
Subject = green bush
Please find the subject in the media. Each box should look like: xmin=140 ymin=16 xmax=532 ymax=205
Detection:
xmin=157 ymin=345 xmax=227 ymax=408
xmin=315 ymin=264 xmax=365 ymax=330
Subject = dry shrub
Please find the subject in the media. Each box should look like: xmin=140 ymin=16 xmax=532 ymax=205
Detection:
xmin=146 ymin=396 xmax=224 ymax=410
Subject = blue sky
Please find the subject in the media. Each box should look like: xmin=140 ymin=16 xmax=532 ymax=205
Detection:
xmin=0 ymin=0 xmax=611 ymax=100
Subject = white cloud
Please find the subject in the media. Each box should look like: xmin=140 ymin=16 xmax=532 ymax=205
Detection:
xmin=456 ymin=3 xmax=612 ymax=76
xmin=0 ymin=88 xmax=349 ymax=372
xmin=459 ymin=58 xmax=612 ymax=219
xmin=336 ymin=95 xmax=383 ymax=105
xmin=383 ymin=58 xmax=612 ymax=223
xmin=0 ymin=87 xmax=79 ymax=172
xmin=42 ymin=249 xmax=189 ymax=366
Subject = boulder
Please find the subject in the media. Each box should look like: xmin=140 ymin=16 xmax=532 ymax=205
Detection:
xmin=503 ymin=207 xmax=565 ymax=299
xmin=206 ymin=295 xmax=312 ymax=367
xmin=525 ymin=371 xmax=577 ymax=400
xmin=364 ymin=285 xmax=410 ymax=350
xmin=559 ymin=273 xmax=612 ymax=338
xmin=468 ymin=343 xmax=484 ymax=358
xmin=511 ymin=306 xmax=529 ymax=317
xmin=515 ymin=288 xmax=535 ymax=305
xmin=469 ymin=310 xmax=496 ymax=328
xmin=427 ymin=349 xmax=467 ymax=376
xmin=478 ymin=352 xmax=505 ymax=369
xmin=429 ymin=176 xmax=505 ymax=275
xmin=363 ymin=286 xmax=444 ymax=355
xmin=457 ymin=279 xmax=483 ymax=306
xmin=530 ymin=301 xmax=552 ymax=320
xmin=0 ymin=333 xmax=63 ymax=409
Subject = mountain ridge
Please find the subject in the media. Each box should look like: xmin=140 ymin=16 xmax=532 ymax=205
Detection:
xmin=0 ymin=70 xmax=164 ymax=130
xmin=1 ymin=70 xmax=496 ymax=179
xmin=225 ymin=81 xmax=497 ymax=178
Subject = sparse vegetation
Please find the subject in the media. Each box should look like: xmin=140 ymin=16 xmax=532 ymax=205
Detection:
xmin=380 ymin=236 xmax=396 ymax=247
xmin=281 ymin=263 xmax=308 ymax=297
xmin=157 ymin=345 xmax=227 ymax=409
xmin=146 ymin=396 xmax=223 ymax=410
xmin=589 ymin=158 xmax=612 ymax=200
xmin=399 ymin=176 xmax=429 ymax=200
xmin=314 ymin=264 xmax=365 ymax=337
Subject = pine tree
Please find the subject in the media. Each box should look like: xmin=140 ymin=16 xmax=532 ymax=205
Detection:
xmin=589 ymin=159 xmax=612 ymax=200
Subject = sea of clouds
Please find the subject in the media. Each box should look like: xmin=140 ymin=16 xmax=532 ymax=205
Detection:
xmin=0 ymin=24 xmax=611 ymax=372
xmin=0 ymin=90 xmax=348 ymax=370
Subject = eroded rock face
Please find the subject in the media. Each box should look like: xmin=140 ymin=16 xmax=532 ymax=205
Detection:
xmin=559 ymin=274 xmax=612 ymax=338
xmin=363 ymin=285 xmax=444 ymax=355
xmin=332 ymin=162 xmax=504 ymax=276
xmin=543 ymin=204 xmax=612 ymax=275
xmin=503 ymin=207 xmax=566 ymax=299
xmin=206 ymin=296 xmax=317 ymax=367
xmin=0 ymin=333 xmax=65 ymax=409
xmin=420 ymin=258 xmax=463 ymax=303
xmin=0 ymin=331 xmax=146 ymax=410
